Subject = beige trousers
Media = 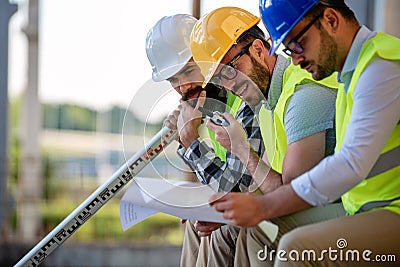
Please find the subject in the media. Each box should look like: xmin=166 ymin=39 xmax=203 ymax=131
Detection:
xmin=181 ymin=204 xmax=346 ymax=266
xmin=180 ymin=220 xmax=210 ymax=267
xmin=180 ymin=220 xmax=241 ymax=267
xmin=246 ymin=206 xmax=400 ymax=266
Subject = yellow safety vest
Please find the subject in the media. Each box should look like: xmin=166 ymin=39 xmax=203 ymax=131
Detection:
xmin=337 ymin=32 xmax=400 ymax=215
xmin=259 ymin=63 xmax=338 ymax=173
xmin=208 ymin=92 xmax=242 ymax=161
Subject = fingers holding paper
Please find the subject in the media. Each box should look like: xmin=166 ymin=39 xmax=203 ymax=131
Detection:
xmin=209 ymin=192 xmax=266 ymax=227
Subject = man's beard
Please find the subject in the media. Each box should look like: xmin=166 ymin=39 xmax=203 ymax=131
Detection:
xmin=313 ymin=27 xmax=338 ymax=80
xmin=181 ymin=86 xmax=203 ymax=101
xmin=248 ymin=55 xmax=270 ymax=100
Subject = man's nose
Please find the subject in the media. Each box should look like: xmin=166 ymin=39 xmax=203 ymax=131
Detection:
xmin=177 ymin=80 xmax=191 ymax=94
xmin=290 ymin=53 xmax=304 ymax=66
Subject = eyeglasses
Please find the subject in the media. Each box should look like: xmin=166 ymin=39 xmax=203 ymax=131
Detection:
xmin=282 ymin=11 xmax=324 ymax=57
xmin=214 ymin=41 xmax=253 ymax=82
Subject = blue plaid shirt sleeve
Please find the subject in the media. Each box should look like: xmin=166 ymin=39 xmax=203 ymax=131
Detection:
xmin=177 ymin=138 xmax=229 ymax=189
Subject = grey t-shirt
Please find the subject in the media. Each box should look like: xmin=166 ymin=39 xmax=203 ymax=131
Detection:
xmin=284 ymin=81 xmax=337 ymax=156
xmin=268 ymin=55 xmax=337 ymax=157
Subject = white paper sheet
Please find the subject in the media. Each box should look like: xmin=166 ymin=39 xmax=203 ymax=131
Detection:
xmin=120 ymin=177 xmax=230 ymax=231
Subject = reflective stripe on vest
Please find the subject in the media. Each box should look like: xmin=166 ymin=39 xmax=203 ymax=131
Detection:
xmin=358 ymin=196 xmax=400 ymax=213
xmin=366 ymin=144 xmax=400 ymax=179
xmin=337 ymin=32 xmax=400 ymax=215
xmin=208 ymin=91 xmax=242 ymax=161
xmin=260 ymin=63 xmax=338 ymax=173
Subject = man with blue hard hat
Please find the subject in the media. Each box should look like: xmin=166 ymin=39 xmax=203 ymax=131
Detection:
xmin=210 ymin=0 xmax=400 ymax=266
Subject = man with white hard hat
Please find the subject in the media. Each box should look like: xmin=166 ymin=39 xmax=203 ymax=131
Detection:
xmin=145 ymin=14 xmax=265 ymax=266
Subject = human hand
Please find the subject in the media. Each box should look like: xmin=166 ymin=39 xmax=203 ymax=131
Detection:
xmin=164 ymin=108 xmax=179 ymax=130
xmin=206 ymin=113 xmax=250 ymax=156
xmin=177 ymin=91 xmax=206 ymax=147
xmin=194 ymin=220 xmax=224 ymax=237
xmin=209 ymin=192 xmax=266 ymax=227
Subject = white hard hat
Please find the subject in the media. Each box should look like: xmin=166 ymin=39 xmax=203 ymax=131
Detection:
xmin=146 ymin=14 xmax=197 ymax=82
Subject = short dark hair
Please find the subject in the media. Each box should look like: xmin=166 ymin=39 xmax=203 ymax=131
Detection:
xmin=237 ymin=25 xmax=271 ymax=50
xmin=306 ymin=1 xmax=358 ymax=26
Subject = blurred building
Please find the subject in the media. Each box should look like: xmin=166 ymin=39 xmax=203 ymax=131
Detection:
xmin=1 ymin=0 xmax=399 ymax=266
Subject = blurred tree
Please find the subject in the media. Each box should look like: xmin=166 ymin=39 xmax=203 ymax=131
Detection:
xmin=43 ymin=104 xmax=97 ymax=131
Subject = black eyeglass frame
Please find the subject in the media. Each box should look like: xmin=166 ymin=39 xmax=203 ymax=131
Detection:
xmin=214 ymin=41 xmax=253 ymax=82
xmin=282 ymin=11 xmax=324 ymax=57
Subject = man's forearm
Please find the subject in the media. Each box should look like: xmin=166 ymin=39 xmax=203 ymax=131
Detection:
xmin=179 ymin=129 xmax=200 ymax=148
xmin=259 ymin=184 xmax=312 ymax=220
xmin=237 ymin=146 xmax=282 ymax=193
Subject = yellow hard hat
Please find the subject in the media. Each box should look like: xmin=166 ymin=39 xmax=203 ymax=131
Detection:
xmin=190 ymin=6 xmax=260 ymax=87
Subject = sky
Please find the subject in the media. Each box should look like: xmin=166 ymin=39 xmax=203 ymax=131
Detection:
xmin=8 ymin=0 xmax=264 ymax=123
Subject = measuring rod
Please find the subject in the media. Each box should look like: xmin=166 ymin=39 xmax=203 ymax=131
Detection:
xmin=14 ymin=127 xmax=177 ymax=267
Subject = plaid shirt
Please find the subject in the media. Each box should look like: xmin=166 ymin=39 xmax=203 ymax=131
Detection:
xmin=177 ymin=102 xmax=264 ymax=192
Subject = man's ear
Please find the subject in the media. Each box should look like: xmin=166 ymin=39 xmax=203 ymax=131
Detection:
xmin=322 ymin=8 xmax=340 ymax=33
xmin=250 ymin=39 xmax=266 ymax=60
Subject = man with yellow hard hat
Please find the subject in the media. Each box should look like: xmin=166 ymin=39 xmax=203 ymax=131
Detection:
xmin=181 ymin=6 xmax=340 ymax=266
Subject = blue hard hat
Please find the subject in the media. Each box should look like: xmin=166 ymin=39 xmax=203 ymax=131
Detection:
xmin=259 ymin=0 xmax=319 ymax=56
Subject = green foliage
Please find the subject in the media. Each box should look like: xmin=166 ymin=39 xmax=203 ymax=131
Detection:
xmin=8 ymin=98 xmax=172 ymax=244
xmin=43 ymin=104 xmax=97 ymax=131
xmin=41 ymin=103 xmax=164 ymax=134
xmin=9 ymin=93 xmax=22 ymax=130
xmin=9 ymin=137 xmax=20 ymax=185
xmin=41 ymin=198 xmax=184 ymax=245
xmin=9 ymin=95 xmax=22 ymax=185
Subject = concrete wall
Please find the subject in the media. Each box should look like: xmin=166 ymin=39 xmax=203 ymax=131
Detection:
xmin=348 ymin=0 xmax=400 ymax=37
